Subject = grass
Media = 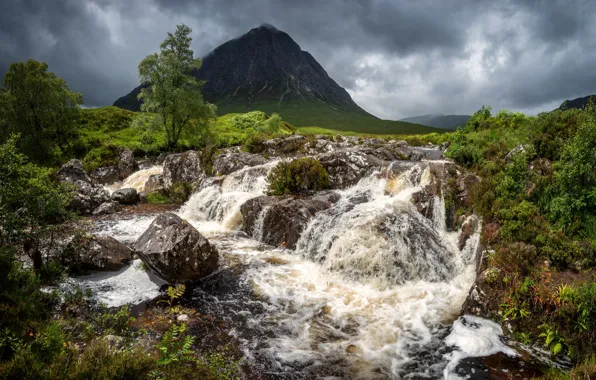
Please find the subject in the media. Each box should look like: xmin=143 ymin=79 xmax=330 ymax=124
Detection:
xmin=215 ymin=99 xmax=446 ymax=135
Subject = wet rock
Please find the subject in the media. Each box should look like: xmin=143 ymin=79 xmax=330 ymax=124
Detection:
xmin=57 ymin=159 xmax=92 ymax=183
xmin=117 ymin=149 xmax=137 ymax=180
xmin=111 ymin=188 xmax=139 ymax=204
xmin=213 ymin=150 xmax=268 ymax=175
xmin=90 ymin=166 xmax=119 ymax=185
xmin=163 ymin=151 xmax=202 ymax=188
xmin=134 ymin=213 xmax=219 ymax=283
xmin=74 ymin=235 xmax=134 ymax=271
xmin=144 ymin=174 xmax=164 ymax=193
xmin=318 ymin=151 xmax=385 ymax=189
xmin=101 ymin=335 xmax=124 ymax=350
xmin=92 ymin=201 xmax=122 ymax=216
xmin=138 ymin=191 xmax=148 ymax=204
xmin=458 ymin=215 xmax=480 ymax=250
xmin=456 ymin=172 xmax=480 ymax=207
xmin=241 ymin=192 xmax=340 ymax=249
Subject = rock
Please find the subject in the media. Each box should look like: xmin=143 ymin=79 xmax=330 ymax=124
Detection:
xmin=111 ymin=188 xmax=139 ymax=204
xmin=57 ymin=159 xmax=92 ymax=183
xmin=117 ymin=149 xmax=137 ymax=180
xmin=144 ymin=174 xmax=165 ymax=193
xmin=456 ymin=172 xmax=481 ymax=207
xmin=134 ymin=213 xmax=219 ymax=283
xmin=92 ymin=201 xmax=122 ymax=216
xmin=177 ymin=314 xmax=189 ymax=322
xmin=213 ymin=150 xmax=268 ymax=175
xmin=90 ymin=166 xmax=119 ymax=185
xmin=102 ymin=335 xmax=124 ymax=350
xmin=163 ymin=151 xmax=202 ymax=188
xmin=318 ymin=151 xmax=385 ymax=189
xmin=504 ymin=145 xmax=526 ymax=162
xmin=458 ymin=215 xmax=480 ymax=250
xmin=138 ymin=191 xmax=148 ymax=204
xmin=74 ymin=235 xmax=134 ymax=271
xmin=241 ymin=192 xmax=340 ymax=249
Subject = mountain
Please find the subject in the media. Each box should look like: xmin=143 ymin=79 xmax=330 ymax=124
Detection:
xmin=399 ymin=114 xmax=470 ymax=130
xmin=558 ymin=95 xmax=596 ymax=110
xmin=114 ymin=24 xmax=443 ymax=135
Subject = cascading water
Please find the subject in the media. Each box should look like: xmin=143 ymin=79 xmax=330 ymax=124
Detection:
xmin=105 ymin=165 xmax=163 ymax=193
xmin=88 ymin=158 xmax=518 ymax=379
xmin=179 ymin=161 xmax=277 ymax=231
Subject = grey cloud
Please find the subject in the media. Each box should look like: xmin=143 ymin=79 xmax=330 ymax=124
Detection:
xmin=0 ymin=0 xmax=595 ymax=118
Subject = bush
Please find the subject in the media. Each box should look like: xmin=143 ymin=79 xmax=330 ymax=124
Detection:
xmin=266 ymin=158 xmax=330 ymax=195
xmin=146 ymin=192 xmax=170 ymax=204
xmin=82 ymin=145 xmax=120 ymax=172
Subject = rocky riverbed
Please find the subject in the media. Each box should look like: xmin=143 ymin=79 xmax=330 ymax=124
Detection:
xmin=56 ymin=135 xmax=560 ymax=379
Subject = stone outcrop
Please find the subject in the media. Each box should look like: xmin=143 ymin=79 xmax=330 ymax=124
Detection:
xmin=213 ymin=149 xmax=268 ymax=175
xmin=134 ymin=213 xmax=219 ymax=283
xmin=241 ymin=192 xmax=340 ymax=249
xmin=73 ymin=235 xmax=134 ymax=271
xmin=57 ymin=160 xmax=110 ymax=215
xmin=318 ymin=151 xmax=385 ymax=189
xmin=144 ymin=174 xmax=165 ymax=193
xmin=163 ymin=151 xmax=202 ymax=188
xmin=111 ymin=188 xmax=139 ymax=205
xmin=117 ymin=149 xmax=137 ymax=180
xmin=90 ymin=166 xmax=119 ymax=185
xmin=92 ymin=201 xmax=122 ymax=216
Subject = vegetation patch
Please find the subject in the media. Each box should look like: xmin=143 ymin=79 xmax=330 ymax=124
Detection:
xmin=266 ymin=157 xmax=330 ymax=195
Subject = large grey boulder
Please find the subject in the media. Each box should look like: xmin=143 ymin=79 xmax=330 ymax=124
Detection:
xmin=134 ymin=213 xmax=219 ymax=283
xmin=92 ymin=201 xmax=122 ymax=216
xmin=118 ymin=149 xmax=137 ymax=180
xmin=57 ymin=159 xmax=92 ymax=183
xmin=318 ymin=151 xmax=385 ymax=189
xmin=241 ymin=192 xmax=339 ymax=249
xmin=213 ymin=150 xmax=268 ymax=175
xmin=163 ymin=151 xmax=202 ymax=188
xmin=90 ymin=166 xmax=119 ymax=185
xmin=111 ymin=188 xmax=139 ymax=204
xmin=71 ymin=235 xmax=134 ymax=271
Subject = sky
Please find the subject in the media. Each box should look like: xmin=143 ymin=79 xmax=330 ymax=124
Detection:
xmin=1 ymin=0 xmax=595 ymax=119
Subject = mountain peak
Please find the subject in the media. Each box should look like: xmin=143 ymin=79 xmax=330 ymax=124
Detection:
xmin=114 ymin=24 xmax=364 ymax=114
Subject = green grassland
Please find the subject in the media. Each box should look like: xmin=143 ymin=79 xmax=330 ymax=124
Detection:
xmin=215 ymin=99 xmax=445 ymax=135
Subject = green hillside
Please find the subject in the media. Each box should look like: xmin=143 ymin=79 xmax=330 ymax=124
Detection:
xmin=216 ymin=100 xmax=445 ymax=135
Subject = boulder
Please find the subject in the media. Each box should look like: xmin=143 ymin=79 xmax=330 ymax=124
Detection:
xmin=111 ymin=188 xmax=139 ymax=204
xmin=458 ymin=215 xmax=481 ymax=250
xmin=134 ymin=213 xmax=219 ymax=283
xmin=117 ymin=149 xmax=137 ymax=180
xmin=57 ymin=159 xmax=92 ymax=183
xmin=213 ymin=150 xmax=268 ymax=175
xmin=92 ymin=201 xmax=122 ymax=216
xmin=163 ymin=151 xmax=202 ymax=188
xmin=144 ymin=174 xmax=165 ymax=193
xmin=74 ymin=235 xmax=134 ymax=271
xmin=318 ymin=151 xmax=385 ymax=189
xmin=90 ymin=166 xmax=119 ymax=185
xmin=241 ymin=192 xmax=340 ymax=249
xmin=504 ymin=145 xmax=526 ymax=162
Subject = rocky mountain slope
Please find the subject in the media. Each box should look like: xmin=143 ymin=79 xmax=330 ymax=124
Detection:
xmin=557 ymin=94 xmax=596 ymax=110
xmin=114 ymin=24 xmax=442 ymax=135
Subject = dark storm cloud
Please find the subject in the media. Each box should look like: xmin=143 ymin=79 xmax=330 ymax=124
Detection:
xmin=1 ymin=0 xmax=595 ymax=118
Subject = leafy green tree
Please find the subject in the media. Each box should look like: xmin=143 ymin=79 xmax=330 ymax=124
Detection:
xmin=138 ymin=24 xmax=216 ymax=149
xmin=0 ymin=136 xmax=72 ymax=271
xmin=0 ymin=60 xmax=83 ymax=163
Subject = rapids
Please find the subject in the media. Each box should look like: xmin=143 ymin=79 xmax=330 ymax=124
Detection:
xmin=86 ymin=159 xmax=519 ymax=379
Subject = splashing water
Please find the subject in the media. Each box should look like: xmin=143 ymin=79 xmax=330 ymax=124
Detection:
xmin=90 ymin=160 xmax=518 ymax=378
xmin=105 ymin=165 xmax=163 ymax=193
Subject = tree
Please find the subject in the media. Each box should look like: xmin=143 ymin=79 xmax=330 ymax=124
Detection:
xmin=138 ymin=24 xmax=216 ymax=149
xmin=0 ymin=135 xmax=72 ymax=271
xmin=0 ymin=60 xmax=83 ymax=163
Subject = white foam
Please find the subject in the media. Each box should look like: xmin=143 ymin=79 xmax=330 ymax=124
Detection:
xmin=105 ymin=165 xmax=163 ymax=193
xmin=68 ymin=259 xmax=166 ymax=307
xmin=443 ymin=315 xmax=518 ymax=379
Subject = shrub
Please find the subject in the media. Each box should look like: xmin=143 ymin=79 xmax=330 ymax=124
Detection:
xmin=82 ymin=145 xmax=120 ymax=172
xmin=146 ymin=192 xmax=170 ymax=204
xmin=166 ymin=182 xmax=193 ymax=204
xmin=266 ymin=158 xmax=330 ymax=195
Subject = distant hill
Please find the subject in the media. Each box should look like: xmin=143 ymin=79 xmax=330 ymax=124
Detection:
xmin=399 ymin=114 xmax=470 ymax=130
xmin=114 ymin=24 xmax=442 ymax=135
xmin=558 ymin=95 xmax=596 ymax=110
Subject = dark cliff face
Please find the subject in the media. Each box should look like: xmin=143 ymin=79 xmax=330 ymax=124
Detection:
xmin=558 ymin=94 xmax=596 ymax=110
xmin=114 ymin=24 xmax=362 ymax=113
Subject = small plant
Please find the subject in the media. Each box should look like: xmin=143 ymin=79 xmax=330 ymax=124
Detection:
xmin=146 ymin=192 xmax=170 ymax=204
xmin=539 ymin=324 xmax=565 ymax=355
xmin=266 ymin=158 xmax=330 ymax=195
xmin=158 ymin=284 xmax=186 ymax=314
xmin=500 ymin=301 xmax=530 ymax=321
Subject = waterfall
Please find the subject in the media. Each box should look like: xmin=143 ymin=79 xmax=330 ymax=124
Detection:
xmin=295 ymin=164 xmax=462 ymax=288
xmin=179 ymin=161 xmax=278 ymax=230
xmin=105 ymin=165 xmax=163 ymax=193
